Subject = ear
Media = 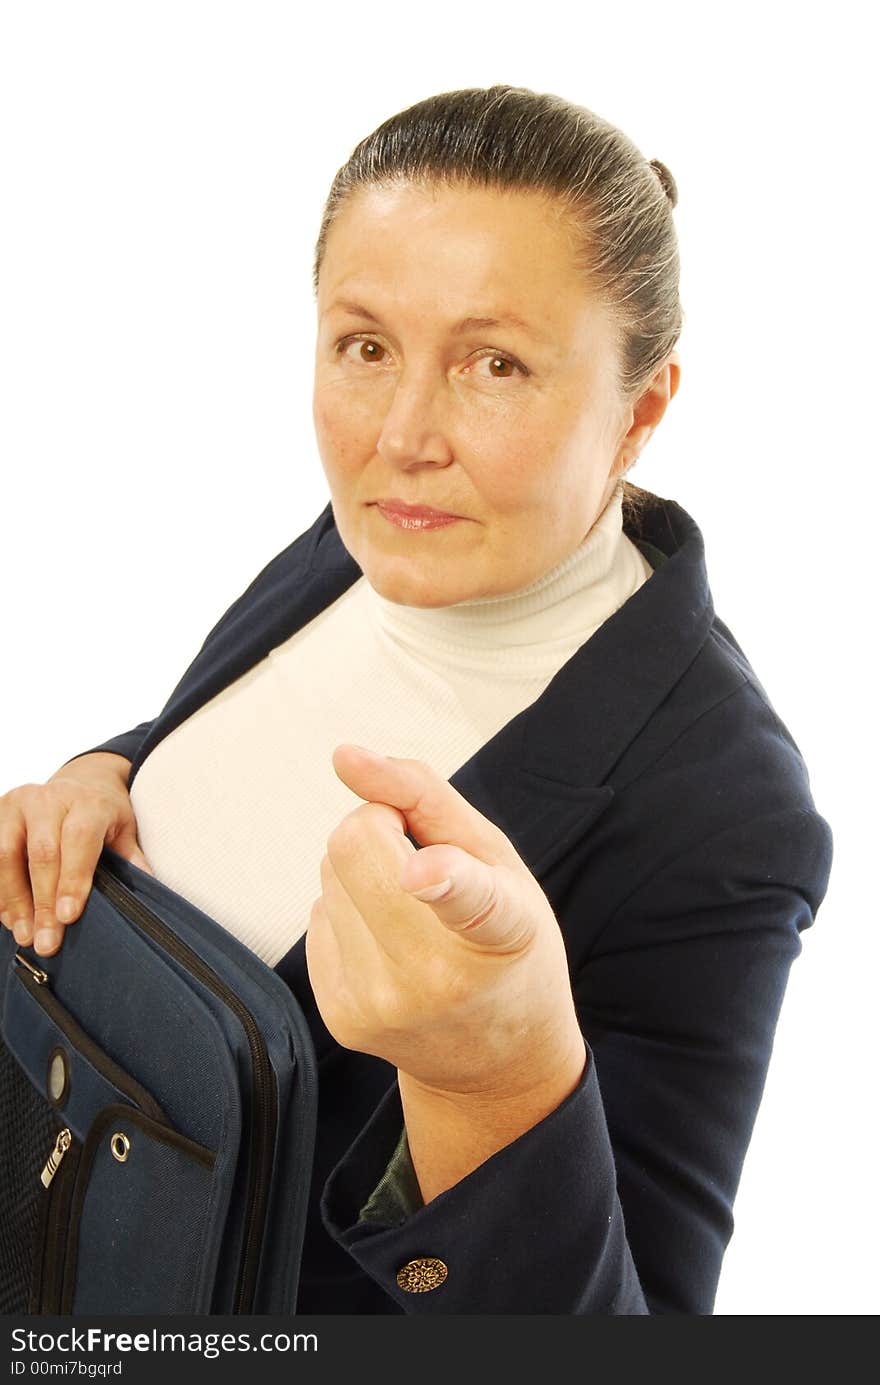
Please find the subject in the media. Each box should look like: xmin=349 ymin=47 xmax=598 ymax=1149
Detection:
xmin=618 ymin=353 xmax=681 ymax=469
xmin=666 ymin=349 xmax=681 ymax=398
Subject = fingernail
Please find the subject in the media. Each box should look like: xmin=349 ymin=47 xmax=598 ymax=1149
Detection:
xmin=348 ymin=744 xmax=385 ymax=760
xmin=34 ymin=930 xmax=58 ymax=953
xmin=56 ymin=897 xmax=77 ymax=923
xmin=408 ymin=878 xmax=453 ymax=902
xmin=13 ymin=920 xmax=33 ymax=944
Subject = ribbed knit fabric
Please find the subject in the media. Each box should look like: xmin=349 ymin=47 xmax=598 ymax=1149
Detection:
xmin=128 ymin=479 xmax=652 ymax=971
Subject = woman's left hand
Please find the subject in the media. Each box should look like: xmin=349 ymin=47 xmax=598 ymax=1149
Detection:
xmin=305 ymin=743 xmax=586 ymax=1102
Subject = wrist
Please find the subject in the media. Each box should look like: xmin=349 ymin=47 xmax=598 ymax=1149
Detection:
xmin=400 ymin=1019 xmax=587 ymax=1115
xmin=397 ymin=1030 xmax=587 ymax=1204
xmin=50 ymin=752 xmax=132 ymax=789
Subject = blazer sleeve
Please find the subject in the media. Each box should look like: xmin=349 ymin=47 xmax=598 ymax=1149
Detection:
xmin=59 ymin=720 xmax=158 ymax=771
xmin=53 ymin=531 xmax=310 ymax=779
xmin=319 ymin=803 xmax=833 ymax=1314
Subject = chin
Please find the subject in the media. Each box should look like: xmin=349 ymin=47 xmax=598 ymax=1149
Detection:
xmin=364 ymin=562 xmax=462 ymax=608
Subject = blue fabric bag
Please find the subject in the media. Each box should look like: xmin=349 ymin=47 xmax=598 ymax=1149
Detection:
xmin=0 ymin=844 xmax=319 ymax=1315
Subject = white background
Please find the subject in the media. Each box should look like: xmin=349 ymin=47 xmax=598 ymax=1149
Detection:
xmin=1 ymin=1 xmax=876 ymax=1315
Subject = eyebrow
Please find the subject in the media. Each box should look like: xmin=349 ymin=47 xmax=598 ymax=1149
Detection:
xmin=324 ymin=298 xmax=551 ymax=343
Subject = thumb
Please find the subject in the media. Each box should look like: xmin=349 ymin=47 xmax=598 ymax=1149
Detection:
xmin=126 ymin=847 xmax=156 ymax=878
xmin=109 ymin=824 xmax=155 ymax=877
xmin=399 ymin=844 xmax=533 ymax=953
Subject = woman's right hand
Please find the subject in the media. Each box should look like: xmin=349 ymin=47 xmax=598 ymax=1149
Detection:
xmin=0 ymin=752 xmax=154 ymax=959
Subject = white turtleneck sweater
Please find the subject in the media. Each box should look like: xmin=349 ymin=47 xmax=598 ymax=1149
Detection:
xmin=129 ymin=481 xmax=652 ymax=969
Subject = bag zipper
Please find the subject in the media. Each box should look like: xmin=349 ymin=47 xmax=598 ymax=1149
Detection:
xmin=14 ymin=949 xmax=169 ymax=1314
xmin=91 ymin=862 xmax=278 ymax=1315
xmin=41 ymin=1127 xmax=71 ymax=1187
xmin=29 ymin=1119 xmax=82 ymax=1313
xmin=12 ymin=953 xmax=81 ymax=1314
xmin=13 ymin=956 xmax=168 ymax=1123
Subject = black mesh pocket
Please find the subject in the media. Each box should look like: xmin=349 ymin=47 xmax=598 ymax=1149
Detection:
xmin=0 ymin=1033 xmax=60 ymax=1313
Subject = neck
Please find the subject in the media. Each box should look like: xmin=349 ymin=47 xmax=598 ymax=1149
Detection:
xmin=362 ymin=481 xmax=645 ymax=677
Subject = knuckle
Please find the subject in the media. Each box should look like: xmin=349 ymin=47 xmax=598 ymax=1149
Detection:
xmin=371 ymin=979 xmax=406 ymax=1030
xmin=326 ymin=817 xmax=359 ymax=857
xmin=449 ymin=966 xmax=480 ymax=1009
xmin=61 ymin=815 xmax=99 ymax=843
xmin=459 ymin=880 xmax=501 ymax=933
xmin=3 ymin=783 xmax=38 ymax=803
xmin=345 ymin=801 xmax=398 ymax=842
xmin=0 ymin=844 xmax=22 ymax=873
xmin=0 ymin=890 xmax=32 ymax=914
xmin=27 ymin=836 xmax=61 ymax=868
xmin=88 ymin=786 xmax=117 ymax=816
xmin=0 ymin=828 xmax=25 ymax=866
xmin=426 ymin=956 xmax=469 ymax=1008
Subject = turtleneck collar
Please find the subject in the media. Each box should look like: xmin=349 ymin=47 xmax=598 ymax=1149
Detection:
xmin=361 ymin=479 xmax=649 ymax=676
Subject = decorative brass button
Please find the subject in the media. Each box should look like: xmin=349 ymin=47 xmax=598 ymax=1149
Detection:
xmin=396 ymin=1257 xmax=448 ymax=1293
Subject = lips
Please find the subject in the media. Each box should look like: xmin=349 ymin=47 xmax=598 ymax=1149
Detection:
xmin=374 ymin=499 xmax=460 ymax=520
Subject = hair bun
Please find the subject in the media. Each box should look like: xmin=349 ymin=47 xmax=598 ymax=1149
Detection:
xmin=648 ymin=158 xmax=678 ymax=208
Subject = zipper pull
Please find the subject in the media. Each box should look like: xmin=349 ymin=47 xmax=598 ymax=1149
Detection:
xmin=14 ymin=952 xmax=49 ymax=985
xmin=41 ymin=1128 xmax=72 ymax=1188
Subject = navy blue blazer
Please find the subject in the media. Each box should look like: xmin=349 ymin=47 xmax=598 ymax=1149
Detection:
xmin=74 ymin=490 xmax=833 ymax=1314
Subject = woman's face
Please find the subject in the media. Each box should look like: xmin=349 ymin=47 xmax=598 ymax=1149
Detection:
xmin=313 ymin=180 xmax=673 ymax=606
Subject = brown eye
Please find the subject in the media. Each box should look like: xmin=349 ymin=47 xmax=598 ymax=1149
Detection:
xmin=358 ymin=341 xmax=385 ymax=363
xmin=336 ymin=337 xmax=387 ymax=363
xmin=487 ymin=356 xmax=514 ymax=378
xmin=469 ymin=350 xmax=526 ymax=381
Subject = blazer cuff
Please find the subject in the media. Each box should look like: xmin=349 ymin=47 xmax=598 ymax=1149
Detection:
xmin=320 ymin=1043 xmax=649 ymax=1314
xmin=61 ymin=720 xmax=156 ymax=770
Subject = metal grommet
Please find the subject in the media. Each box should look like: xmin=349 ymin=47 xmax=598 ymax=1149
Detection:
xmin=46 ymin=1046 xmax=70 ymax=1106
xmin=110 ymin=1132 xmax=131 ymax=1162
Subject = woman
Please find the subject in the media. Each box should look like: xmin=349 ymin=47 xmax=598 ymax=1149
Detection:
xmin=0 ymin=85 xmax=833 ymax=1314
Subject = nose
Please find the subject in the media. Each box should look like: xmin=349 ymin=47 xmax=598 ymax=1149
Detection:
xmin=376 ymin=366 xmax=455 ymax=471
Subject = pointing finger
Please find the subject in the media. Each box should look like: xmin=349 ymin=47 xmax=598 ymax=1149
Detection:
xmin=331 ymin=744 xmax=517 ymax=868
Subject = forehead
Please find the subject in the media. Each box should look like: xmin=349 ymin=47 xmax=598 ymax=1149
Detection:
xmin=319 ymin=181 xmax=595 ymax=317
